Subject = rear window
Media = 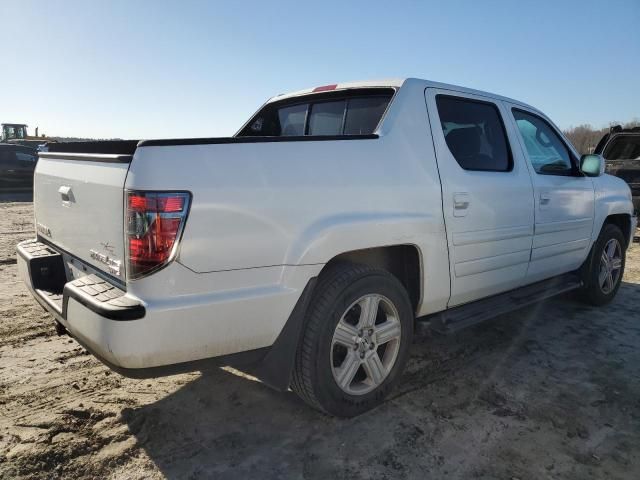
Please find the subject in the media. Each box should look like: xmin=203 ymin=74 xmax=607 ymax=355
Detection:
xmin=308 ymin=100 xmax=346 ymax=135
xmin=603 ymin=135 xmax=640 ymax=160
xmin=238 ymin=89 xmax=394 ymax=137
xmin=278 ymin=104 xmax=307 ymax=136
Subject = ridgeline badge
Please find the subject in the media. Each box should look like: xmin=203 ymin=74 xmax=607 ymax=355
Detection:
xmin=89 ymin=249 xmax=122 ymax=276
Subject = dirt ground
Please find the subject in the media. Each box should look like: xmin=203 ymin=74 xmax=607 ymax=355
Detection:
xmin=0 ymin=199 xmax=639 ymax=480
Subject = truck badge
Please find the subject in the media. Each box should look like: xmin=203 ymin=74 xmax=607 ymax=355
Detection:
xmin=36 ymin=222 xmax=52 ymax=238
xmin=89 ymin=249 xmax=122 ymax=276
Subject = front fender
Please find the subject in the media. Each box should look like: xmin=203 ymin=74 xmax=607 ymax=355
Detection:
xmin=592 ymin=174 xmax=635 ymax=241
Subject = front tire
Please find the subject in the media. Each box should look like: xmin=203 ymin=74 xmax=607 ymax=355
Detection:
xmin=291 ymin=263 xmax=413 ymax=417
xmin=579 ymin=223 xmax=626 ymax=306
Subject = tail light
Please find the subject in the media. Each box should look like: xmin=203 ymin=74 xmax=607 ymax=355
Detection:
xmin=126 ymin=191 xmax=191 ymax=279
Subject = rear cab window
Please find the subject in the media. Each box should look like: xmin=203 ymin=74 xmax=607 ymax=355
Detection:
xmin=237 ymin=88 xmax=395 ymax=137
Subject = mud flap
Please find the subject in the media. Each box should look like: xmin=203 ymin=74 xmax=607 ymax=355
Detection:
xmin=247 ymin=278 xmax=317 ymax=391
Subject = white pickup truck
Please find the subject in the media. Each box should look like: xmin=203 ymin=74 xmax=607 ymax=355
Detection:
xmin=18 ymin=78 xmax=636 ymax=416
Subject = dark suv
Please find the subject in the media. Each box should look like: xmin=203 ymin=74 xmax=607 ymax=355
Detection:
xmin=0 ymin=143 xmax=38 ymax=191
xmin=595 ymin=125 xmax=640 ymax=212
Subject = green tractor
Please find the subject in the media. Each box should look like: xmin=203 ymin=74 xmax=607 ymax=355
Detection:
xmin=1 ymin=123 xmax=55 ymax=149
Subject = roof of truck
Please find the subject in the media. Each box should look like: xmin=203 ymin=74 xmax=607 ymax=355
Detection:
xmin=269 ymin=78 xmax=539 ymax=112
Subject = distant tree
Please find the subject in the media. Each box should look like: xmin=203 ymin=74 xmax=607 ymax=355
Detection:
xmin=563 ymin=124 xmax=606 ymax=154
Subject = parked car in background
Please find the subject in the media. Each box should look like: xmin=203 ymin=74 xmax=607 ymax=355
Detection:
xmin=0 ymin=143 xmax=38 ymax=191
xmin=595 ymin=125 xmax=640 ymax=212
xmin=17 ymin=78 xmax=637 ymax=416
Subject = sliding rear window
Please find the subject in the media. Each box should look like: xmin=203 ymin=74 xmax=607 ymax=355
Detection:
xmin=237 ymin=88 xmax=395 ymax=137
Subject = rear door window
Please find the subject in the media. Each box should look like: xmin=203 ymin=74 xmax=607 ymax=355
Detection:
xmin=436 ymin=95 xmax=512 ymax=171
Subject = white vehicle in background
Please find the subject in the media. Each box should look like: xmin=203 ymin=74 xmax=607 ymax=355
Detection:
xmin=18 ymin=78 xmax=636 ymax=416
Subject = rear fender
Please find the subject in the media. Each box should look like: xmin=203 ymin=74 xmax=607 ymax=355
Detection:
xmin=287 ymin=212 xmax=436 ymax=266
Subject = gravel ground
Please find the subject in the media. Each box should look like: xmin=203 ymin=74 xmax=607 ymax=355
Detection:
xmin=1 ymin=199 xmax=639 ymax=479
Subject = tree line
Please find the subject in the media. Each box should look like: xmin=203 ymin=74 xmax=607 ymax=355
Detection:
xmin=563 ymin=119 xmax=640 ymax=154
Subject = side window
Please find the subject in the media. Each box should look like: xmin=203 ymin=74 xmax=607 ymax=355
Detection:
xmin=512 ymin=109 xmax=574 ymax=175
xmin=436 ymin=95 xmax=512 ymax=172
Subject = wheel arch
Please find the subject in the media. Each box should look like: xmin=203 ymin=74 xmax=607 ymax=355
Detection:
xmin=319 ymin=245 xmax=423 ymax=315
xmin=580 ymin=213 xmax=631 ymax=288
xmin=249 ymin=244 xmax=424 ymax=392
xmin=603 ymin=213 xmax=633 ymax=248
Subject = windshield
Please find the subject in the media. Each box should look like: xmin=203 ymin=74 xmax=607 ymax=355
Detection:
xmin=603 ymin=135 xmax=640 ymax=160
xmin=237 ymin=88 xmax=394 ymax=137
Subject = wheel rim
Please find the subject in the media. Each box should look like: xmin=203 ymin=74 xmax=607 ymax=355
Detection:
xmin=330 ymin=294 xmax=402 ymax=396
xmin=598 ymin=238 xmax=622 ymax=295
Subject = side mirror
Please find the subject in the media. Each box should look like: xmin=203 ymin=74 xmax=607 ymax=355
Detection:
xmin=580 ymin=154 xmax=605 ymax=177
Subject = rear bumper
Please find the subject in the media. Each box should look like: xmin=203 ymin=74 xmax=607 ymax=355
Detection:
xmin=17 ymin=239 xmax=315 ymax=382
xmin=17 ymin=240 xmax=149 ymax=371
xmin=17 ymin=240 xmax=145 ymax=321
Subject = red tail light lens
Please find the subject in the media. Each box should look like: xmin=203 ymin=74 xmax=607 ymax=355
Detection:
xmin=126 ymin=191 xmax=191 ymax=279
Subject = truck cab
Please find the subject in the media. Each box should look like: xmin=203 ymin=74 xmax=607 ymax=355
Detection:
xmin=1 ymin=123 xmax=29 ymax=142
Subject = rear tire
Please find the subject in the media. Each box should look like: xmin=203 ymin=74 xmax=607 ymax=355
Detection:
xmin=291 ymin=263 xmax=413 ymax=417
xmin=579 ymin=223 xmax=626 ymax=306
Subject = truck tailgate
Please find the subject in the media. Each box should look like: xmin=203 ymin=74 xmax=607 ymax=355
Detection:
xmin=34 ymin=153 xmax=130 ymax=281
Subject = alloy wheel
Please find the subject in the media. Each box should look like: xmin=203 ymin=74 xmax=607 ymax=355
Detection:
xmin=598 ymin=238 xmax=622 ymax=294
xmin=330 ymin=294 xmax=402 ymax=395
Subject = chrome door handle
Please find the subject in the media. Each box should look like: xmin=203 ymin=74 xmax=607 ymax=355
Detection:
xmin=453 ymin=193 xmax=470 ymax=217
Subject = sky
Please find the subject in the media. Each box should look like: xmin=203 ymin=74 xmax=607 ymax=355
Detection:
xmin=2 ymin=0 xmax=639 ymax=139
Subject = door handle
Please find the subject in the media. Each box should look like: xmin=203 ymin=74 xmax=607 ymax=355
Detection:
xmin=453 ymin=193 xmax=470 ymax=217
xmin=454 ymin=199 xmax=469 ymax=209
xmin=540 ymin=193 xmax=551 ymax=206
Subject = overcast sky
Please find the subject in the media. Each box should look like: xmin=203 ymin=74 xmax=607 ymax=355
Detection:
xmin=2 ymin=0 xmax=639 ymax=139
